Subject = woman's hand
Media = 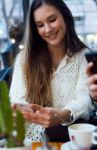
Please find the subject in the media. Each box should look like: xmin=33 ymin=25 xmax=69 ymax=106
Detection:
xmin=86 ymin=62 xmax=97 ymax=100
xmin=30 ymin=104 xmax=61 ymax=127
xmin=29 ymin=104 xmax=71 ymax=128
xmin=12 ymin=103 xmax=71 ymax=127
xmin=11 ymin=103 xmax=35 ymax=122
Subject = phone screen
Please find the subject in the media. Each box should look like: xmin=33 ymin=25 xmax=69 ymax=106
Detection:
xmin=85 ymin=51 xmax=97 ymax=74
xmin=15 ymin=103 xmax=33 ymax=112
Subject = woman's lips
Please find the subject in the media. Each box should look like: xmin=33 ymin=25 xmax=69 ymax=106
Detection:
xmin=46 ymin=32 xmax=58 ymax=40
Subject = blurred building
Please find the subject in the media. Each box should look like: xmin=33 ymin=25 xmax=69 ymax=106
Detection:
xmin=0 ymin=0 xmax=23 ymax=53
xmin=0 ymin=0 xmax=97 ymax=52
xmin=65 ymin=0 xmax=97 ymax=50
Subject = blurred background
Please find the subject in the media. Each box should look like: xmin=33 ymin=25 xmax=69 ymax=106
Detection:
xmin=0 ymin=0 xmax=97 ymax=85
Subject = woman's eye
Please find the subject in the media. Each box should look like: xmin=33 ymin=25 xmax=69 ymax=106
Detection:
xmin=37 ymin=24 xmax=44 ymax=28
xmin=49 ymin=18 xmax=56 ymax=22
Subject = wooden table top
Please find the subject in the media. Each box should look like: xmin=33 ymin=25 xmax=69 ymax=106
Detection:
xmin=32 ymin=142 xmax=63 ymax=150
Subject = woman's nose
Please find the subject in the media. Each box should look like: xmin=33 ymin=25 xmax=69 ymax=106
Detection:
xmin=44 ymin=24 xmax=52 ymax=34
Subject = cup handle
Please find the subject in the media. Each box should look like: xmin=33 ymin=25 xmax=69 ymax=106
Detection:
xmin=92 ymin=132 xmax=97 ymax=145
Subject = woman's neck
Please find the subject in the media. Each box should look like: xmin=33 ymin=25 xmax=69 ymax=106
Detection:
xmin=48 ymin=44 xmax=66 ymax=70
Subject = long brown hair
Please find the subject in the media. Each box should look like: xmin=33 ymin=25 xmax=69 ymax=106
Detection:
xmin=23 ymin=0 xmax=87 ymax=106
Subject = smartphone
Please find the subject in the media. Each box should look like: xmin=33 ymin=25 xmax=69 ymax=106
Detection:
xmin=85 ymin=51 xmax=97 ymax=74
xmin=15 ymin=103 xmax=33 ymax=112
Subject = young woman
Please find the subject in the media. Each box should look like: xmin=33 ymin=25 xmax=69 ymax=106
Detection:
xmin=10 ymin=0 xmax=93 ymax=144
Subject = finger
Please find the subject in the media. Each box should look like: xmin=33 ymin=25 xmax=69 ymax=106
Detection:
xmin=90 ymin=91 xmax=97 ymax=101
xmin=33 ymin=118 xmax=48 ymax=127
xmin=32 ymin=111 xmax=48 ymax=125
xmin=24 ymin=113 xmax=44 ymax=124
xmin=89 ymin=84 xmax=97 ymax=92
xmin=30 ymin=104 xmax=43 ymax=112
xmin=23 ymin=115 xmax=30 ymax=122
xmin=87 ymin=74 xmax=97 ymax=85
xmin=20 ymin=112 xmax=30 ymax=121
xmin=35 ymin=109 xmax=57 ymax=127
xmin=34 ymin=111 xmax=47 ymax=121
xmin=23 ymin=112 xmax=36 ymax=122
xmin=86 ymin=62 xmax=93 ymax=77
xmin=11 ymin=104 xmax=17 ymax=111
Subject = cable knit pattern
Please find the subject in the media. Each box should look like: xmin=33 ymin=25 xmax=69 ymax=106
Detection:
xmin=9 ymin=48 xmax=93 ymax=144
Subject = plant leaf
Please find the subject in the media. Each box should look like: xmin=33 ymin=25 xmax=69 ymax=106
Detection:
xmin=15 ymin=110 xmax=25 ymax=145
xmin=0 ymin=107 xmax=6 ymax=133
xmin=0 ymin=81 xmax=13 ymax=135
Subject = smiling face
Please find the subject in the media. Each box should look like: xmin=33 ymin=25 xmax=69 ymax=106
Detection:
xmin=33 ymin=4 xmax=66 ymax=48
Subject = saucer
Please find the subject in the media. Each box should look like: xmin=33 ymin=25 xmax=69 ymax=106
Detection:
xmin=61 ymin=141 xmax=78 ymax=150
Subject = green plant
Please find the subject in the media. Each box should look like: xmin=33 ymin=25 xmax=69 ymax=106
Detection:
xmin=0 ymin=80 xmax=25 ymax=148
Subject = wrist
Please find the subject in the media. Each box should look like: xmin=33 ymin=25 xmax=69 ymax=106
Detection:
xmin=54 ymin=109 xmax=73 ymax=125
xmin=59 ymin=109 xmax=73 ymax=124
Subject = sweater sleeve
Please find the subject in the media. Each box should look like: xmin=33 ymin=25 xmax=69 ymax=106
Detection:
xmin=63 ymin=52 xmax=94 ymax=124
xmin=9 ymin=52 xmax=28 ymax=104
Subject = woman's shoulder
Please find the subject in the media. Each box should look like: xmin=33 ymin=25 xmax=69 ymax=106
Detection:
xmin=15 ymin=50 xmax=25 ymax=63
xmin=69 ymin=48 xmax=89 ymax=64
xmin=16 ymin=50 xmax=25 ymax=59
xmin=13 ymin=50 xmax=25 ymax=68
xmin=81 ymin=47 xmax=90 ymax=54
xmin=74 ymin=47 xmax=89 ymax=58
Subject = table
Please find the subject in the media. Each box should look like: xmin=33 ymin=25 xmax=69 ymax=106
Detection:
xmin=31 ymin=142 xmax=97 ymax=150
xmin=32 ymin=142 xmax=63 ymax=150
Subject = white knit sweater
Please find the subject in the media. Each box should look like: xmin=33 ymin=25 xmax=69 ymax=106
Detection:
xmin=9 ymin=49 xmax=93 ymax=144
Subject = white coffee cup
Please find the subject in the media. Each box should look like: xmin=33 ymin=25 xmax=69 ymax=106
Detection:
xmin=68 ymin=123 xmax=97 ymax=149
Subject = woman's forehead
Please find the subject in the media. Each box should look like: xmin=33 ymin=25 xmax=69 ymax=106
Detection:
xmin=33 ymin=4 xmax=59 ymax=22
